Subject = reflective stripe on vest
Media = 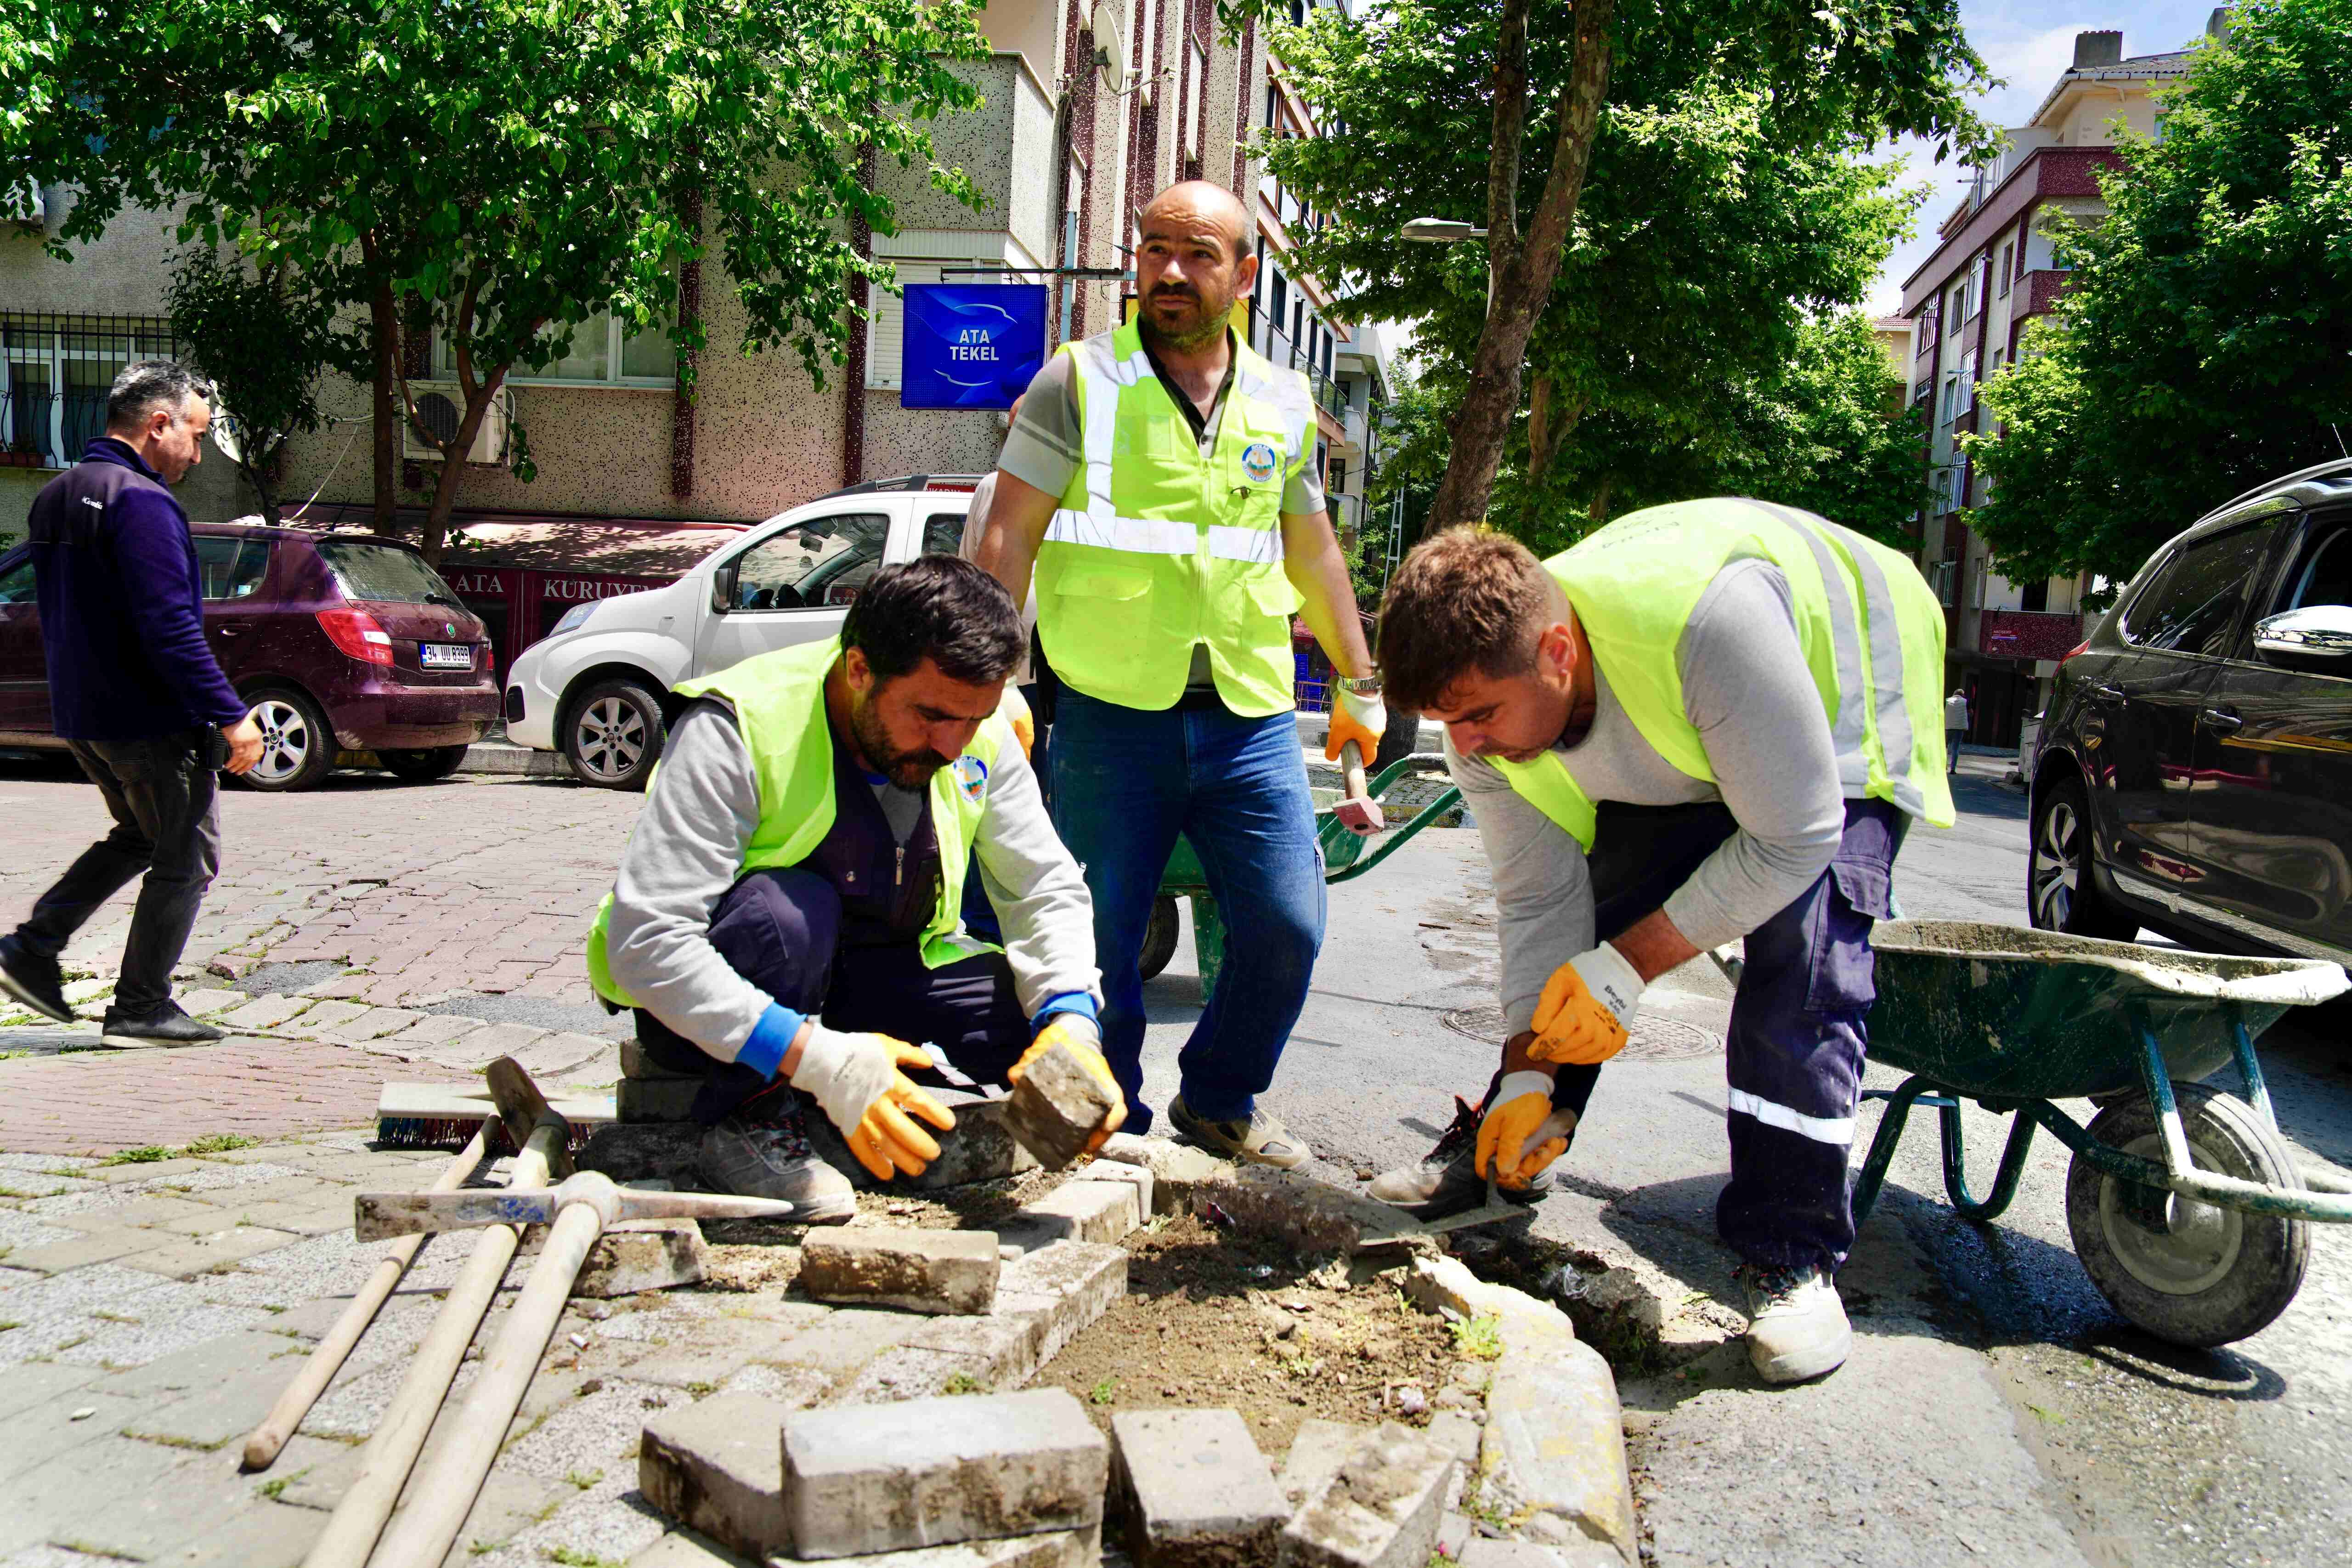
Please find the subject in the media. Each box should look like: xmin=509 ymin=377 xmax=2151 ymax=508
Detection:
xmin=1032 ymin=322 xmax=1315 ymax=716
xmin=584 ymin=638 xmax=1012 ymax=1011
xmin=1493 ymin=498 xmax=1954 ymax=851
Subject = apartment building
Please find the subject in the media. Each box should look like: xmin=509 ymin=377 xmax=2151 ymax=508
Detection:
xmin=2 ymin=0 xmax=1382 ymax=664
xmin=1899 ymin=19 xmax=2217 ymax=747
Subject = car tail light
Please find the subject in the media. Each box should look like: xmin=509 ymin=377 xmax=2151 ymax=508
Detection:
xmin=2059 ymin=639 xmax=2090 ymax=663
xmin=317 ymin=607 xmax=395 ymax=667
xmin=482 ymin=642 xmax=496 ymax=675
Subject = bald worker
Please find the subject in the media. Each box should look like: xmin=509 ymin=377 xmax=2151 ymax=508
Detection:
xmin=977 ymin=181 xmax=1380 ymax=1166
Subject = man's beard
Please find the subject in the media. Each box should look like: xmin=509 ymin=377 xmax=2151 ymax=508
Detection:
xmin=852 ymin=700 xmax=948 ymax=789
xmin=1137 ymin=285 xmax=1228 ymax=351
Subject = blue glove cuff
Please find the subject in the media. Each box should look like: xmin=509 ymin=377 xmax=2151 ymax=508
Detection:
xmin=737 ymin=1003 xmax=804 ymax=1081
xmin=1030 ymin=992 xmax=1099 ymax=1036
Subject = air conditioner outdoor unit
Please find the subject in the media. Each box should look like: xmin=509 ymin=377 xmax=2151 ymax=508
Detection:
xmin=403 ymin=386 xmax=513 ymax=467
xmin=4 ymin=180 xmax=44 ymax=228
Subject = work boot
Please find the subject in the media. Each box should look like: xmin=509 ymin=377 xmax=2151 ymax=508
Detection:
xmin=1366 ymin=1095 xmax=1557 ymax=1219
xmin=99 ymin=999 xmax=225 ymax=1048
xmin=1166 ymin=1095 xmax=1308 ymax=1170
xmin=697 ymin=1102 xmax=857 ymax=1223
xmin=0 ymin=935 xmax=74 ymax=1023
xmin=1736 ymin=1262 xmax=1851 ymax=1384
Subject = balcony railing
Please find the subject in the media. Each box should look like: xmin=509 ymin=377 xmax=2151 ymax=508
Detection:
xmin=2 ymin=313 xmax=182 ymax=470
xmin=1257 ymin=317 xmax=1343 ymax=420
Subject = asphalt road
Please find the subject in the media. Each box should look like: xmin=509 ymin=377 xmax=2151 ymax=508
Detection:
xmin=1130 ymin=755 xmax=2352 ymax=1568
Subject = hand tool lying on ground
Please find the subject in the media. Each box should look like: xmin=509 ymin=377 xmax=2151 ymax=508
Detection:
xmin=352 ymin=1171 xmax=796 ymax=1239
xmin=240 ymin=1122 xmax=492 ymax=1472
xmin=367 ymin=1060 xmax=791 ymax=1568
xmin=302 ymin=1059 xmax=568 ymax=1568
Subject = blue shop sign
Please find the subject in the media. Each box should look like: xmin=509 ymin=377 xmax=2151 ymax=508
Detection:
xmin=899 ymin=283 xmax=1049 ymax=410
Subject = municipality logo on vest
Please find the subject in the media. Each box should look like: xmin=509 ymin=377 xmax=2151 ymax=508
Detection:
xmin=1242 ymin=442 xmax=1278 ymax=484
xmin=953 ymin=755 xmax=989 ymax=803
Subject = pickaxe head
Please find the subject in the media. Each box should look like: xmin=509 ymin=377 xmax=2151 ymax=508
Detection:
xmin=486 ymin=1056 xmax=575 ymax=1179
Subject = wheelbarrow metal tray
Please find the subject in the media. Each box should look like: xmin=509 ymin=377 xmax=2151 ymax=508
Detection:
xmin=1868 ymin=921 xmax=2348 ymax=1102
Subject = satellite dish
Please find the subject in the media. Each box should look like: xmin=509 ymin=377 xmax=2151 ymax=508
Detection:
xmin=210 ymin=403 xmax=252 ymax=464
xmin=1090 ymin=0 xmax=1134 ymax=96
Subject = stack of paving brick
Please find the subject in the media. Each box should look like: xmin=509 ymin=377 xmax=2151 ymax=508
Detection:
xmin=619 ymin=1037 xmax=706 ymax=1124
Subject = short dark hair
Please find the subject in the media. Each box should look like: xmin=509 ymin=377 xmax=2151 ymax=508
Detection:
xmin=842 ymin=555 xmax=1024 ymax=686
xmin=107 ymin=361 xmax=212 ymax=432
xmin=1376 ymin=526 xmax=1550 ymax=711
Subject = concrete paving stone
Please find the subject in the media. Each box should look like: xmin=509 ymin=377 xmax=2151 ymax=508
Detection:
xmin=1076 ymin=1158 xmax=1152 ymax=1217
xmin=620 ymin=1038 xmax=699 ymax=1082
xmin=498 ymin=1376 xmax=676 ymax=1483
xmin=0 ymin=1387 xmax=144 ymax=1481
xmin=117 ymin=1224 xmax=304 ymax=1278
xmin=994 ymin=1240 xmax=1127 ymax=1369
xmin=210 ymin=1198 xmax=355 ymax=1237
xmin=49 ymin=1299 xmax=282 ymax=1371
xmin=800 ymin=1228 xmax=1001 ymax=1315
xmin=175 ymin=989 xmax=249 ymax=1017
xmin=299 ymin=974 xmax=372 ymax=1000
xmin=906 ymin=1098 xmax=1041 ymax=1191
xmin=81 ymin=1156 xmax=211 ymax=1184
xmin=1110 ymin=1408 xmax=1289 ymax=1567
xmin=628 ymin=1528 xmax=761 ymax=1568
xmin=1278 ymin=1421 xmax=1373 ymax=1510
xmin=327 ymin=1006 xmax=421 ymax=1042
xmin=512 ymin=1030 xmax=618 ymax=1080
xmin=620 ymin=1077 xmax=703 ymax=1124
xmin=458 ymin=1470 xmax=670 ymax=1568
xmin=1278 ymin=1421 xmax=1455 ymax=1568
xmin=639 ymin=1392 xmax=796 ymax=1558
xmin=1455 ymin=1544 xmax=1597 ymax=1568
xmin=380 ymin=1463 xmax=576 ymax=1561
xmin=712 ymin=1362 xmax=833 ymax=1409
xmin=218 ymin=996 xmax=316 ymax=1032
xmin=1425 ymin=1410 xmax=1483 ymax=1466
xmin=1477 ymin=1336 xmax=1634 ymax=1557
xmin=108 ymin=1332 xmax=311 ymax=1450
xmin=0 ymin=1357 xmax=102 ymax=1421
xmin=760 ymin=1307 xmax=921 ymax=1381
xmin=783 ymin=1387 xmax=1108 ymax=1558
xmin=3 ymin=1228 xmax=164 ymax=1274
xmin=152 ymin=1498 xmax=324 ymax=1568
xmin=831 ymin=1346 xmax=1002 ymax=1405
xmin=1006 ymin=1179 xmax=1138 ymax=1249
xmin=816 ymin=1526 xmax=1104 ymax=1567
xmin=1002 ymin=1041 xmax=1120 ymax=1169
xmin=289 ymin=1000 xmax=373 ymax=1035
xmin=1093 ymin=1135 xmax=1231 ymax=1213
xmin=581 ymin=1122 xmax=705 ymax=1185
xmin=899 ymin=1312 xmax=1045 ymax=1387
xmin=43 ymin=1195 xmax=224 ymax=1234
xmin=626 ymin=1315 xmax=811 ymax=1390
xmin=579 ymin=1221 xmax=709 ymax=1298
xmin=2 ymin=1434 xmax=248 ymax=1562
xmin=386 ymin=1014 xmax=487 ymax=1048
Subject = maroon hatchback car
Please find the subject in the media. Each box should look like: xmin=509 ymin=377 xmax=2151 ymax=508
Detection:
xmin=0 ymin=524 xmax=499 ymax=791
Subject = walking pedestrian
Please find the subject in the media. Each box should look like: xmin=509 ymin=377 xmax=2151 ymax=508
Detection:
xmin=1945 ymin=688 xmax=1971 ymax=775
xmin=0 ymin=362 xmax=263 ymax=1044
xmin=973 ymin=180 xmax=1380 ymax=1164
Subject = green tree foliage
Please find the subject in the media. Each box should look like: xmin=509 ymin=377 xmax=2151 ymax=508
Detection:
xmin=1968 ymin=0 xmax=2352 ymax=586
xmin=1238 ymin=0 xmax=1987 ymax=535
xmin=165 ymin=248 xmax=334 ymax=524
xmin=8 ymin=0 xmax=988 ymax=559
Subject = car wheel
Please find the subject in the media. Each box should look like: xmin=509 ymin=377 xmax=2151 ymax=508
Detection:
xmin=2028 ymin=770 xmax=2136 ymax=939
xmin=234 ymin=688 xmax=336 ymax=792
xmin=379 ymin=744 xmax=471 ymax=782
xmin=564 ymin=678 xmax=665 ymax=790
xmin=1137 ymin=895 xmax=1181 ymax=982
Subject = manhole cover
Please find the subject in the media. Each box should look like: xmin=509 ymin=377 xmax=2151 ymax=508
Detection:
xmin=1440 ymin=1006 xmax=1724 ymax=1062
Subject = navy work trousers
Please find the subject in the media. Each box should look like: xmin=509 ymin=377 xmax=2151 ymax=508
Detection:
xmin=1538 ymin=798 xmax=1905 ymax=1275
xmin=634 ymin=867 xmax=1031 ymax=1127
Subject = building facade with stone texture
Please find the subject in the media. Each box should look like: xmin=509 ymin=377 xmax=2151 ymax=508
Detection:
xmin=1898 ymin=19 xmax=2217 ymax=748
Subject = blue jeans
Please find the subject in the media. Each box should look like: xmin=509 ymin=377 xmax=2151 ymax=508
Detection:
xmin=1051 ymin=687 xmax=1326 ymax=1131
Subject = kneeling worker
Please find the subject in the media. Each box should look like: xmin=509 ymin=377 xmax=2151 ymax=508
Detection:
xmin=587 ymin=556 xmax=1118 ymax=1220
xmin=1368 ymin=504 xmax=1951 ymax=1383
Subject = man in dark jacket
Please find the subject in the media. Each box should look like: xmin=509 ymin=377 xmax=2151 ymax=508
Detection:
xmin=0 ymin=362 xmax=263 ymax=1045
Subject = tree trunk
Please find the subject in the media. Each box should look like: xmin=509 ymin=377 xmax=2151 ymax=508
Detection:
xmin=370 ymin=283 xmax=399 ymax=530
xmin=1423 ymin=0 xmax=1615 ymax=537
xmin=420 ymin=380 xmax=505 ymax=566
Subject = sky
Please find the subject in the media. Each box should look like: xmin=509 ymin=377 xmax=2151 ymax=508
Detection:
xmin=1865 ymin=0 xmax=2228 ymax=316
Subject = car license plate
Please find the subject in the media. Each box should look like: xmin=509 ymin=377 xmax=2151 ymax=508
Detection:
xmin=420 ymin=643 xmax=472 ymax=670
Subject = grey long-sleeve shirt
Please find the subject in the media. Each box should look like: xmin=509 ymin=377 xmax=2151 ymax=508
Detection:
xmin=605 ymin=699 xmax=1100 ymax=1065
xmin=1449 ymin=559 xmax=1847 ymax=1033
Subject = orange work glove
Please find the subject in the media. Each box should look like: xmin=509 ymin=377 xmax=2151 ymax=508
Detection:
xmin=788 ymin=1026 xmax=957 ymax=1181
xmin=1474 ymin=1071 xmax=1560 ymax=1184
xmin=1527 ymin=945 xmax=1646 ymax=1066
xmin=1009 ymin=1013 xmax=1127 ymax=1155
xmin=1324 ymin=683 xmax=1386 ymax=765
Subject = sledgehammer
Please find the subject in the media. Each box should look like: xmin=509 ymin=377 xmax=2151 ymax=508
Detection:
xmin=1333 ymin=739 xmax=1384 ymax=835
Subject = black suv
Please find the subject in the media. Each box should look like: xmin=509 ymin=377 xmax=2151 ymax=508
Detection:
xmin=2029 ymin=459 xmax=2352 ymax=965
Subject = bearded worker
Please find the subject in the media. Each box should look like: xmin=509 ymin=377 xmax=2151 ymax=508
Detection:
xmin=586 ymin=557 xmax=1116 ymax=1219
xmin=974 ymin=180 xmax=1380 ymax=1166
xmin=1367 ymin=508 xmax=1952 ymax=1383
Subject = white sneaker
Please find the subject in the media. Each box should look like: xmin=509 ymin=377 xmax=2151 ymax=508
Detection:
xmin=1736 ymin=1264 xmax=1851 ymax=1384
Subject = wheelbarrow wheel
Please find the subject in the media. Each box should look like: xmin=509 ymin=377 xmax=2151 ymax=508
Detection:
xmin=1137 ymin=895 xmax=1181 ymax=982
xmin=2064 ymin=1082 xmax=2309 ymax=1347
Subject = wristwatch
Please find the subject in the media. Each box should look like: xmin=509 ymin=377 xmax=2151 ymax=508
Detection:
xmin=1338 ymin=674 xmax=1383 ymax=694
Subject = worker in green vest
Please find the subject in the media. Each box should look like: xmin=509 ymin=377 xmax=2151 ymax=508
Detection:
xmin=1366 ymin=507 xmax=1953 ymax=1383
xmin=975 ymin=180 xmax=1381 ymax=1166
xmin=586 ymin=557 xmax=1117 ymax=1219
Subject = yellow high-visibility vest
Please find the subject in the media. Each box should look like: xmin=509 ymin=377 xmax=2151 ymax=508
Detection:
xmin=1493 ymin=499 xmax=1956 ymax=849
xmin=584 ymin=637 xmax=1014 ymax=1009
xmin=1035 ymin=322 xmax=1317 ymax=716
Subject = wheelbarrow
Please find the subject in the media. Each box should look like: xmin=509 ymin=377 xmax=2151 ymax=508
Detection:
xmin=1138 ymin=752 xmax=1468 ymax=992
xmin=1853 ymin=920 xmax=2352 ymax=1347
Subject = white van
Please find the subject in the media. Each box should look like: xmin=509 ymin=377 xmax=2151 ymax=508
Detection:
xmin=503 ymin=475 xmax=982 ymax=787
